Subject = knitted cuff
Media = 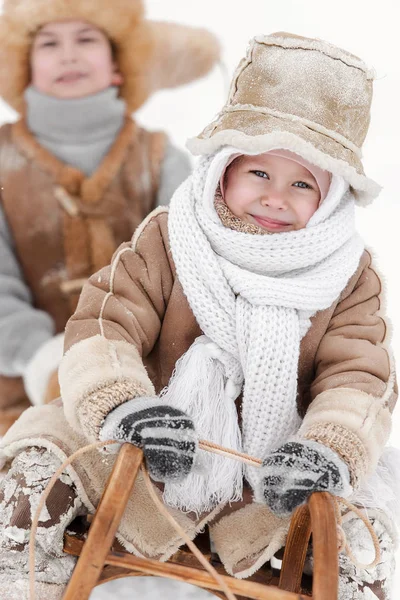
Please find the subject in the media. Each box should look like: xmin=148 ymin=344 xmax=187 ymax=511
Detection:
xmin=99 ymin=396 xmax=159 ymax=442
xmin=77 ymin=380 xmax=151 ymax=441
xmin=292 ymin=437 xmax=352 ymax=494
xmin=301 ymin=423 xmax=369 ymax=488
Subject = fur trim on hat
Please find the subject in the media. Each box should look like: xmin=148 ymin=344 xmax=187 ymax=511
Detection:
xmin=0 ymin=0 xmax=220 ymax=113
xmin=188 ymin=32 xmax=380 ymax=205
xmin=187 ymin=131 xmax=381 ymax=206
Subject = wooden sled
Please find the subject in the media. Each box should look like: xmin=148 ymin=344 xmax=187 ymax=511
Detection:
xmin=63 ymin=443 xmax=339 ymax=600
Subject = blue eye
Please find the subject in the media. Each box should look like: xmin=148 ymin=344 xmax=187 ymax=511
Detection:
xmin=251 ymin=170 xmax=269 ymax=179
xmin=293 ymin=181 xmax=312 ymax=189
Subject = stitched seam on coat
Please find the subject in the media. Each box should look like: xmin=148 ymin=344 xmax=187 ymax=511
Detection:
xmin=98 ymin=246 xmax=135 ymax=337
xmin=98 ymin=208 xmax=169 ymax=337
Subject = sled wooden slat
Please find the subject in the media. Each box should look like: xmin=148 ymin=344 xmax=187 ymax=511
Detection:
xmin=278 ymin=503 xmax=312 ymax=593
xmin=309 ymin=493 xmax=339 ymax=600
xmin=65 ymin=535 xmax=307 ymax=600
xmin=63 ymin=444 xmax=339 ymax=600
xmin=63 ymin=443 xmax=143 ymax=600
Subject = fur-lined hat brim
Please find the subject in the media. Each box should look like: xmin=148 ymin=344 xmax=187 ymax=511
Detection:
xmin=0 ymin=0 xmax=220 ymax=113
xmin=187 ymin=109 xmax=381 ymax=206
xmin=188 ymin=32 xmax=380 ymax=205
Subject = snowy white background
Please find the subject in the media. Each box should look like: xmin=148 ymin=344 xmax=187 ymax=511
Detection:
xmin=0 ymin=0 xmax=399 ymax=597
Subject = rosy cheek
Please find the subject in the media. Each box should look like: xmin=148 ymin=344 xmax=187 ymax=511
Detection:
xmin=32 ymin=62 xmax=53 ymax=87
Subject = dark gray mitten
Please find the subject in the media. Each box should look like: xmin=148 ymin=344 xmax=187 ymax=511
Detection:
xmin=100 ymin=397 xmax=197 ymax=483
xmin=259 ymin=439 xmax=351 ymax=517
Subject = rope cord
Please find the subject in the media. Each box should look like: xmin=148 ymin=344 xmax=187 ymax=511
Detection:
xmin=28 ymin=438 xmax=380 ymax=600
xmin=334 ymin=496 xmax=381 ymax=570
xmin=140 ymin=464 xmax=237 ymax=600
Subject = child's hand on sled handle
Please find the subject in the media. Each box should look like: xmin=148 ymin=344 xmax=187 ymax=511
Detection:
xmin=99 ymin=396 xmax=198 ymax=483
xmin=258 ymin=438 xmax=352 ymax=517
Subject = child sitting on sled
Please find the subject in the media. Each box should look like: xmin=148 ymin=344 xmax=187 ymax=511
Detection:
xmin=0 ymin=32 xmax=398 ymax=600
xmin=0 ymin=0 xmax=219 ymax=433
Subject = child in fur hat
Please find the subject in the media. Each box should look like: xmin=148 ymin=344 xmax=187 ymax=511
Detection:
xmin=0 ymin=0 xmax=220 ymax=433
xmin=0 ymin=32 xmax=398 ymax=600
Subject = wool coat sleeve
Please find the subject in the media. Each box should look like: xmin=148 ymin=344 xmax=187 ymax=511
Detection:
xmin=0 ymin=199 xmax=54 ymax=376
xmin=298 ymin=250 xmax=396 ymax=488
xmin=156 ymin=141 xmax=192 ymax=207
xmin=59 ymin=209 xmax=174 ymax=440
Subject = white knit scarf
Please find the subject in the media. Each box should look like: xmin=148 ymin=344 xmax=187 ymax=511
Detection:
xmin=162 ymin=148 xmax=365 ymax=514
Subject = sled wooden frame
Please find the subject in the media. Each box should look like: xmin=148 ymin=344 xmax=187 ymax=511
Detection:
xmin=62 ymin=443 xmax=339 ymax=600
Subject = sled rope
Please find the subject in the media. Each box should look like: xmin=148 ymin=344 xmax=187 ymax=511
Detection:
xmin=29 ymin=438 xmax=380 ymax=600
xmin=333 ymin=496 xmax=381 ymax=570
xmin=140 ymin=463 xmax=237 ymax=600
xmin=28 ymin=439 xmax=237 ymax=600
xmin=199 ymin=439 xmax=263 ymax=466
xmin=29 ymin=440 xmax=116 ymax=600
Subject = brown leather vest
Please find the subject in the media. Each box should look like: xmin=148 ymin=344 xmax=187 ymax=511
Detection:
xmin=1 ymin=118 xmax=166 ymax=332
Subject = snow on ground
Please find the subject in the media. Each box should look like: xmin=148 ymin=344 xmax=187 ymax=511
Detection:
xmin=1 ymin=0 xmax=399 ymax=597
xmin=90 ymin=578 xmax=214 ymax=599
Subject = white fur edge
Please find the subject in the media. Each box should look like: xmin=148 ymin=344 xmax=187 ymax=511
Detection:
xmin=59 ymin=335 xmax=155 ymax=432
xmin=22 ymin=333 xmax=64 ymax=406
xmin=186 ymin=130 xmax=381 ymax=206
xmin=226 ymin=524 xmax=288 ymax=579
xmin=115 ymin=500 xmax=225 ymax=563
xmin=298 ymin=388 xmax=392 ymax=471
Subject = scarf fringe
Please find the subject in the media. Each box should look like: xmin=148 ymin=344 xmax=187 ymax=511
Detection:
xmin=166 ymin=158 xmax=365 ymax=514
xmin=162 ymin=336 xmax=243 ymax=514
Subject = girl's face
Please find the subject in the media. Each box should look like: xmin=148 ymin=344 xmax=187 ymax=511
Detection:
xmin=30 ymin=20 xmax=123 ymax=99
xmin=223 ymin=154 xmax=321 ymax=232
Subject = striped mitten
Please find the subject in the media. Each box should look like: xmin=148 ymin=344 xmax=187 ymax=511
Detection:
xmin=100 ymin=397 xmax=198 ymax=483
xmin=259 ymin=439 xmax=351 ymax=517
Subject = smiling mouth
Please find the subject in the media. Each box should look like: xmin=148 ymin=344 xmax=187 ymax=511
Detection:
xmin=251 ymin=214 xmax=291 ymax=229
xmin=56 ymin=72 xmax=87 ymax=83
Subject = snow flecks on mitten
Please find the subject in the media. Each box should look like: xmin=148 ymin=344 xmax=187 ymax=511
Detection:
xmin=100 ymin=396 xmax=198 ymax=483
xmin=259 ymin=439 xmax=352 ymax=517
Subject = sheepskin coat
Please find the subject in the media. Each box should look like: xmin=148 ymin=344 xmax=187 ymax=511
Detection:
xmin=1 ymin=207 xmax=396 ymax=578
xmin=0 ymin=118 xmax=189 ymax=415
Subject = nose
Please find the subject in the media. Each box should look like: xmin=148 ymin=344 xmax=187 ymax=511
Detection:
xmin=260 ymin=190 xmax=287 ymax=211
xmin=60 ymin=40 xmax=78 ymax=64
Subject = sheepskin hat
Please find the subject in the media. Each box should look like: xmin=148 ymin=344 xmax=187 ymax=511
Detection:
xmin=188 ymin=32 xmax=380 ymax=205
xmin=0 ymin=0 xmax=220 ymax=114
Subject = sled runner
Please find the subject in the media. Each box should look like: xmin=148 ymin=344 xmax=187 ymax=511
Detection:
xmin=62 ymin=443 xmax=339 ymax=600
